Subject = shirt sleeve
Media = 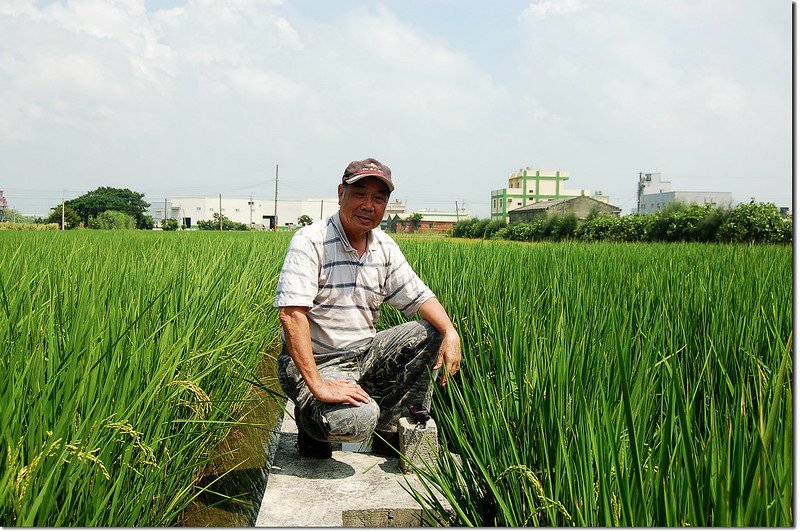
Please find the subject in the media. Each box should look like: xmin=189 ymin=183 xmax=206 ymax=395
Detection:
xmin=382 ymin=242 xmax=436 ymax=317
xmin=274 ymin=232 xmax=319 ymax=309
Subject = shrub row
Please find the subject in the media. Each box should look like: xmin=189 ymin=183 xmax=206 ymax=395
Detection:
xmin=451 ymin=201 xmax=792 ymax=244
xmin=0 ymin=222 xmax=60 ymax=231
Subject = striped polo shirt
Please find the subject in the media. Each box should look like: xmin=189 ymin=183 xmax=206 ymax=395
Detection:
xmin=274 ymin=212 xmax=436 ymax=354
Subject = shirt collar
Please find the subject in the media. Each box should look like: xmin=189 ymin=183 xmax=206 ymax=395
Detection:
xmin=330 ymin=212 xmax=378 ymax=252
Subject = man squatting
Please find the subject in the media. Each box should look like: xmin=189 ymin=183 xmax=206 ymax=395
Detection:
xmin=274 ymin=158 xmax=463 ymax=458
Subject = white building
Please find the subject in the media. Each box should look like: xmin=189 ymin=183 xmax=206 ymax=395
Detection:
xmin=636 ymin=173 xmax=732 ymax=214
xmin=147 ymin=196 xmax=339 ymax=229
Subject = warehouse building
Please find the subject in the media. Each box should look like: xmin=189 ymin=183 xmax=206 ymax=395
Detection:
xmin=147 ymin=196 xmax=339 ymax=229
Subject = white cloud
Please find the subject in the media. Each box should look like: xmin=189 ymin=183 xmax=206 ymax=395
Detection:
xmin=227 ymin=66 xmax=311 ymax=104
xmin=522 ymin=0 xmax=585 ymax=21
xmin=0 ymin=1 xmax=790 ymax=215
xmin=309 ymin=7 xmax=507 ymax=133
xmin=26 ymin=53 xmax=130 ymax=100
xmin=697 ymin=71 xmax=747 ymax=117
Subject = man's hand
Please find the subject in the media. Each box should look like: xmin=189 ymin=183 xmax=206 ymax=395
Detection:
xmin=281 ymin=306 xmax=371 ymax=406
xmin=418 ymin=298 xmax=463 ymax=386
xmin=434 ymin=329 xmax=462 ymax=386
xmin=311 ymin=379 xmax=371 ymax=406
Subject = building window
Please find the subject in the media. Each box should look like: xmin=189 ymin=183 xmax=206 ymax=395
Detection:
xmin=209 ymin=208 xmax=215 ymax=212
xmin=196 ymin=207 xmax=201 ymax=211
xmin=235 ymin=208 xmax=240 ymax=213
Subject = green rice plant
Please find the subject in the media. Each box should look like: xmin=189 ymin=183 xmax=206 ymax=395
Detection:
xmin=0 ymin=231 xmax=290 ymax=526
xmin=383 ymin=239 xmax=792 ymax=527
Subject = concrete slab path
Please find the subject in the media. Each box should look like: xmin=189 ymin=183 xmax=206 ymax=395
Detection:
xmin=256 ymin=402 xmax=447 ymax=527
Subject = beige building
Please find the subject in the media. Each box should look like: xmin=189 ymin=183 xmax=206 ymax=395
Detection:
xmin=491 ymin=167 xmax=609 ymax=222
xmin=509 ymin=196 xmax=621 ymax=222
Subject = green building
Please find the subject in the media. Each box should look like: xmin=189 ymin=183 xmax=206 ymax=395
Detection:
xmin=490 ymin=167 xmax=608 ymax=222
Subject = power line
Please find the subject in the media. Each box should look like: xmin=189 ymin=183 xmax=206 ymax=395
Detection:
xmin=668 ymin=173 xmax=788 ymax=181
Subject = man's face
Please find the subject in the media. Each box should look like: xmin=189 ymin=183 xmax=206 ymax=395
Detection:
xmin=338 ymin=177 xmax=390 ymax=237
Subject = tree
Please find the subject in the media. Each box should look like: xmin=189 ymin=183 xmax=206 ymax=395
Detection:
xmin=196 ymin=213 xmax=248 ymax=231
xmin=717 ymin=201 xmax=788 ymax=244
xmin=88 ymin=210 xmax=137 ymax=230
xmin=59 ymin=187 xmax=151 ymax=229
xmin=547 ymin=213 xmax=578 ymax=241
xmin=576 ymin=214 xmax=619 ymax=242
xmin=451 ymin=219 xmax=472 ymax=238
xmin=483 ymin=219 xmax=507 ymax=239
xmin=45 ymin=204 xmax=81 ymax=229
xmin=298 ymin=214 xmax=313 ymax=227
xmin=406 ymin=212 xmax=423 ymax=232
xmin=0 ymin=208 xmax=36 ymax=224
xmin=161 ymin=218 xmax=179 ymax=231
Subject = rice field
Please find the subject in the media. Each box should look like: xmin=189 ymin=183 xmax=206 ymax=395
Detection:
xmin=0 ymin=231 xmax=792 ymax=526
xmin=389 ymin=238 xmax=793 ymax=527
xmin=0 ymin=231 xmax=288 ymax=526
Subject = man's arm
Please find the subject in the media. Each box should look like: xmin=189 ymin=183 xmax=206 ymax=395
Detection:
xmin=279 ymin=306 xmax=370 ymax=406
xmin=418 ymin=298 xmax=462 ymax=385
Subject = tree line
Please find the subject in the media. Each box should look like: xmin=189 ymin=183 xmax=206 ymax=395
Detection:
xmin=451 ymin=201 xmax=792 ymax=245
xmin=2 ymin=187 xmax=249 ymax=231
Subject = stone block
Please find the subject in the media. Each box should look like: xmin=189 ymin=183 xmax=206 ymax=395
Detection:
xmin=341 ymin=508 xmax=425 ymax=527
xmin=398 ymin=416 xmax=439 ymax=474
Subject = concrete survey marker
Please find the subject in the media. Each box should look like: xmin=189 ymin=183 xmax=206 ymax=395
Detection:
xmin=256 ymin=402 xmax=449 ymax=527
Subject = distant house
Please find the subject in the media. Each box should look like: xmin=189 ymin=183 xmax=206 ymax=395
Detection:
xmin=388 ymin=210 xmax=471 ymax=234
xmin=508 ymin=196 xmax=621 ymax=223
xmin=380 ymin=199 xmax=407 ymax=230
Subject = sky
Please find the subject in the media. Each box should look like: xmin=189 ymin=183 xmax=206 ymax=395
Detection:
xmin=0 ymin=0 xmax=793 ymax=218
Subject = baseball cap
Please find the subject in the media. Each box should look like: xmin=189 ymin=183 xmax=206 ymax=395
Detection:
xmin=342 ymin=158 xmax=394 ymax=192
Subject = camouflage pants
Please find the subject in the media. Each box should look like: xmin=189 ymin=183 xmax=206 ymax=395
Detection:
xmin=277 ymin=320 xmax=441 ymax=443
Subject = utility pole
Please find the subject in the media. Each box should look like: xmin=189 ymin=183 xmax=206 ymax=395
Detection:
xmin=61 ymin=190 xmax=65 ymax=230
xmin=455 ymin=201 xmax=459 ymax=222
xmin=320 ymin=199 xmax=323 ymax=220
xmin=636 ymin=172 xmax=644 ymax=214
xmin=219 ymin=194 xmax=223 ymax=231
xmin=164 ymin=198 xmax=167 ymax=226
xmin=273 ymin=164 xmax=279 ymax=232
xmin=248 ymin=195 xmax=254 ymax=226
